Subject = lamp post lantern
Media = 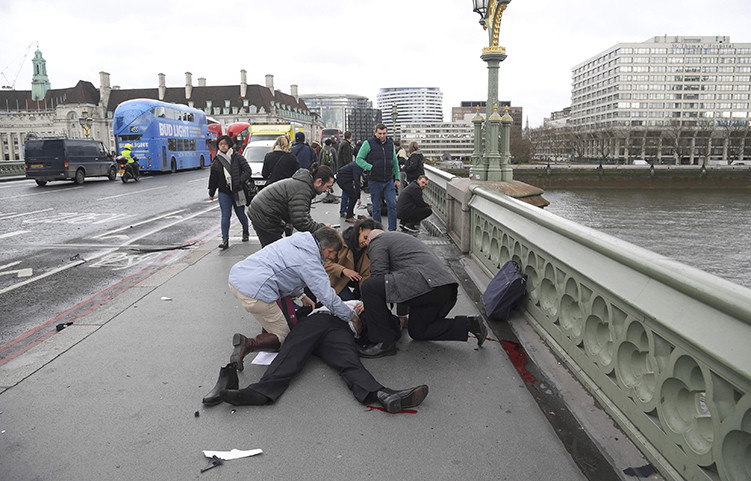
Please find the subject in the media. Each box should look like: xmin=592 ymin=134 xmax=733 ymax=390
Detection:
xmin=78 ymin=110 xmax=93 ymax=138
xmin=472 ymin=0 xmax=513 ymax=181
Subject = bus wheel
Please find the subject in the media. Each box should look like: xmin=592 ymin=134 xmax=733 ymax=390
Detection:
xmin=170 ymin=158 xmax=177 ymax=173
xmin=74 ymin=169 xmax=85 ymax=185
xmin=200 ymin=156 xmax=205 ymax=168
xmin=35 ymin=179 xmax=47 ymax=187
xmin=108 ymin=166 xmax=117 ymax=181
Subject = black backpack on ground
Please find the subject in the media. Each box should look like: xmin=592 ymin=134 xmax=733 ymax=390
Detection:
xmin=482 ymin=260 xmax=527 ymax=321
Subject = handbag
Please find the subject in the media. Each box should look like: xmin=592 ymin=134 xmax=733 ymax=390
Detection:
xmin=242 ymin=179 xmax=258 ymax=206
xmin=217 ymin=153 xmax=256 ymax=206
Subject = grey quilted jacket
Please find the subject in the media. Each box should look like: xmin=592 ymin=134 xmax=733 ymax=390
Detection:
xmin=248 ymin=168 xmax=325 ymax=235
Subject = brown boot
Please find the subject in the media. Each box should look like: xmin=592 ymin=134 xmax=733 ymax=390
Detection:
xmin=230 ymin=332 xmax=281 ymax=371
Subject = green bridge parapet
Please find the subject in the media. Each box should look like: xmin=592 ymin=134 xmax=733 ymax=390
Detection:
xmin=423 ymin=164 xmax=751 ymax=481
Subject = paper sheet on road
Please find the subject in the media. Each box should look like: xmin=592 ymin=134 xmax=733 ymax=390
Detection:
xmin=202 ymin=448 xmax=263 ymax=460
xmin=251 ymin=351 xmax=278 ymax=365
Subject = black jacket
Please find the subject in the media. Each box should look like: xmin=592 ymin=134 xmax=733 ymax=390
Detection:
xmin=262 ymin=150 xmax=300 ymax=185
xmin=337 ymin=140 xmax=353 ymax=169
xmin=396 ymin=181 xmax=429 ymax=218
xmin=208 ymin=151 xmax=251 ymax=196
xmin=404 ymin=151 xmax=425 ymax=182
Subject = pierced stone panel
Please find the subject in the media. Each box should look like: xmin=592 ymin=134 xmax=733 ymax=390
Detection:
xmin=540 ymin=262 xmax=559 ymax=320
xmin=559 ymin=278 xmax=585 ymax=342
xmin=658 ymin=353 xmax=715 ymax=464
xmin=716 ymin=394 xmax=751 ymax=481
xmin=583 ymin=296 xmax=617 ymax=371
xmin=524 ymin=252 xmax=541 ymax=305
xmin=615 ymin=321 xmax=672 ymax=411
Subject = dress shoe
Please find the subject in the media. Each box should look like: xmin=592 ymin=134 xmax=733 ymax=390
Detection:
xmin=218 ymin=238 xmax=229 ymax=249
xmin=358 ymin=341 xmax=397 ymax=358
xmin=376 ymin=385 xmax=429 ymax=413
xmin=465 ymin=315 xmax=488 ymax=347
xmin=202 ymin=363 xmax=239 ymax=406
xmin=230 ymin=332 xmax=281 ymax=371
xmin=220 ymin=386 xmax=271 ymax=406
xmin=242 ymin=230 xmax=250 ymax=242
xmin=344 ymin=217 xmax=356 ymax=223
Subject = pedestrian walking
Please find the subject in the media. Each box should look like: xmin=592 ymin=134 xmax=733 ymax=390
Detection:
xmin=208 ymin=135 xmax=252 ymax=249
xmin=355 ymin=123 xmax=401 ymax=231
xmin=261 ymin=135 xmax=300 ymax=186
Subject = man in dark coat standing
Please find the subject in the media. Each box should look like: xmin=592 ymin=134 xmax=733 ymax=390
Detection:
xmin=396 ymin=175 xmax=432 ymax=233
xmin=290 ymin=132 xmax=318 ymax=169
xmin=357 ymin=230 xmax=487 ymax=357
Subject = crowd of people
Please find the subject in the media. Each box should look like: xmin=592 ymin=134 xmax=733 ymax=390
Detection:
xmin=202 ymin=123 xmax=475 ymax=414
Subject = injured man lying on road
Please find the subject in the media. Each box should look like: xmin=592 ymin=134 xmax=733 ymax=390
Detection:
xmin=202 ymin=301 xmax=428 ymax=414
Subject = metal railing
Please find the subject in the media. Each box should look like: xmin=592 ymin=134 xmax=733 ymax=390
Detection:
xmin=0 ymin=161 xmax=25 ymax=177
xmin=424 ymin=164 xmax=751 ymax=481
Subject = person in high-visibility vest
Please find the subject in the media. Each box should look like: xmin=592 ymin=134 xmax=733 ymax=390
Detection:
xmin=120 ymin=143 xmax=139 ymax=179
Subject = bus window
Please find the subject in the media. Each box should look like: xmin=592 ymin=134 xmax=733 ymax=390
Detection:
xmin=169 ymin=138 xmax=177 ymax=151
xmin=153 ymin=107 xmax=166 ymax=118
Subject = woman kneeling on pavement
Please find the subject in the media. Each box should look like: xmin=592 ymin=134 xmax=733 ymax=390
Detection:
xmin=325 ymin=218 xmax=383 ymax=300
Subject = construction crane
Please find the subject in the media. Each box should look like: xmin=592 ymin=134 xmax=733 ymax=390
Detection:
xmin=1 ymin=42 xmax=35 ymax=90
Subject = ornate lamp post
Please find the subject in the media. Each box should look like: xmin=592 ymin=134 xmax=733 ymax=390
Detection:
xmin=472 ymin=0 xmax=513 ymax=181
xmin=470 ymin=106 xmax=485 ymax=179
xmin=79 ymin=110 xmax=93 ymax=138
xmin=391 ymin=102 xmax=398 ymax=140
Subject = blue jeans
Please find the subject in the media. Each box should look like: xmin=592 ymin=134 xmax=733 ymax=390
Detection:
xmin=369 ymin=179 xmax=397 ymax=231
xmin=218 ymin=191 xmax=249 ymax=239
xmin=339 ymin=190 xmax=349 ymax=215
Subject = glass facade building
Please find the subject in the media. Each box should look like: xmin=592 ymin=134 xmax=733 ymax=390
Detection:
xmin=377 ymin=87 xmax=443 ymax=138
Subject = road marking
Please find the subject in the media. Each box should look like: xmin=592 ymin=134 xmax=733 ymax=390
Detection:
xmin=96 ymin=185 xmax=168 ymax=201
xmin=92 ymin=209 xmax=185 ymax=239
xmin=1 ymin=187 xmax=84 ymax=200
xmin=188 ymin=178 xmax=207 ymax=184
xmin=0 ymin=208 xmax=54 ymax=221
xmin=0 ymin=230 xmax=29 ymax=239
xmin=0 ymin=204 xmax=219 ymax=296
xmin=0 ymin=261 xmax=33 ymax=279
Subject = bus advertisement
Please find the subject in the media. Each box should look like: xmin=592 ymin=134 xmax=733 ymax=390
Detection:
xmin=113 ymin=99 xmax=211 ymax=173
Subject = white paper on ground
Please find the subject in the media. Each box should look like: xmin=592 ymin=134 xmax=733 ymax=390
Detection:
xmin=203 ymin=448 xmax=263 ymax=460
xmin=251 ymin=351 xmax=278 ymax=365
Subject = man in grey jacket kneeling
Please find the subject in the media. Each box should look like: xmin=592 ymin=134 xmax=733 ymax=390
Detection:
xmin=358 ymin=230 xmax=488 ymax=358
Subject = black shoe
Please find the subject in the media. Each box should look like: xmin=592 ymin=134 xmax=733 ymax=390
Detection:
xmin=358 ymin=341 xmax=397 ymax=358
xmin=340 ymin=212 xmax=346 ymax=218
xmin=220 ymin=387 xmax=271 ymax=406
xmin=400 ymin=223 xmax=419 ymax=234
xmin=242 ymin=231 xmax=250 ymax=242
xmin=376 ymin=385 xmax=429 ymax=413
xmin=202 ymin=363 xmax=239 ymax=406
xmin=465 ymin=315 xmax=488 ymax=347
xmin=218 ymin=238 xmax=229 ymax=249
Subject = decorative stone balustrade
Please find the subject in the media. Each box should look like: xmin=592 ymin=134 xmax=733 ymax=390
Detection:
xmin=424 ymin=164 xmax=751 ymax=481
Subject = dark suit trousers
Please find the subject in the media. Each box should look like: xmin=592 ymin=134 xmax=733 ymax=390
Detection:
xmin=398 ymin=206 xmax=432 ymax=225
xmin=247 ymin=313 xmax=383 ymax=403
xmin=361 ymin=277 xmax=468 ymax=343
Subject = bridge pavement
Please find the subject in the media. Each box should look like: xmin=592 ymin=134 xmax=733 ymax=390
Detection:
xmin=0 ymin=187 xmax=653 ymax=480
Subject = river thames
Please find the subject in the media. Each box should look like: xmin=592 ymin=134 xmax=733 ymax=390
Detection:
xmin=541 ymin=188 xmax=751 ymax=288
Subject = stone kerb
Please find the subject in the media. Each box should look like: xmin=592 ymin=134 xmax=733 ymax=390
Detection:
xmin=466 ymin=186 xmax=751 ymax=481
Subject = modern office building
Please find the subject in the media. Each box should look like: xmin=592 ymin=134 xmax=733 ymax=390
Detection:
xmin=571 ymin=35 xmax=751 ymax=129
xmin=377 ymin=87 xmax=443 ymax=138
xmin=400 ymin=121 xmax=474 ymax=161
xmin=562 ymin=35 xmax=751 ymax=164
xmin=299 ymin=93 xmax=381 ymax=142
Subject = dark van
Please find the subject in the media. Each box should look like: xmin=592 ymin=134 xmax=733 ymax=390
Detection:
xmin=24 ymin=138 xmax=118 ymax=186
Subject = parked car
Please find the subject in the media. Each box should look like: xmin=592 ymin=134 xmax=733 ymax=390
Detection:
xmin=633 ymin=159 xmax=650 ymax=166
xmin=24 ymin=138 xmax=118 ymax=186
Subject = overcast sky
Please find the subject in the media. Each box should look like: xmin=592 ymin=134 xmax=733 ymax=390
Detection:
xmin=1 ymin=0 xmax=750 ymax=127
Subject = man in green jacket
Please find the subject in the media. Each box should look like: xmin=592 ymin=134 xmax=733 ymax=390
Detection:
xmin=355 ymin=124 xmax=400 ymax=231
